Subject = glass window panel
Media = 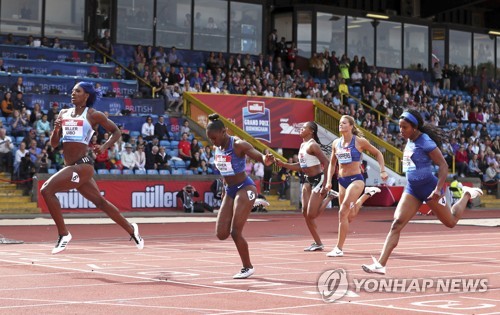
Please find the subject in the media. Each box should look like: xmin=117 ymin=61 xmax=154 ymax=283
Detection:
xmin=347 ymin=16 xmax=374 ymax=65
xmin=116 ymin=0 xmax=154 ymax=45
xmin=193 ymin=0 xmax=228 ymax=52
xmin=45 ymin=0 xmax=85 ymax=40
xmin=156 ymin=0 xmax=192 ymax=49
xmin=297 ymin=11 xmax=312 ymax=58
xmin=431 ymin=28 xmax=445 ymax=68
xmin=404 ymin=24 xmax=428 ymax=70
xmin=376 ymin=21 xmax=401 ymax=68
xmin=0 ymin=0 xmax=41 ymax=37
xmin=317 ymin=13 xmax=345 ymax=57
xmin=473 ymin=33 xmax=495 ymax=77
xmin=229 ymin=2 xmax=262 ymax=55
xmin=449 ymin=30 xmax=471 ymax=70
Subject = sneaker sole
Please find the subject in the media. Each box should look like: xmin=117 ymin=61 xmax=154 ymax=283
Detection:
xmin=362 ymin=265 xmax=385 ymax=275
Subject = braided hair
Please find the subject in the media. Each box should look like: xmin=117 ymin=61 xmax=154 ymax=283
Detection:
xmin=307 ymin=121 xmax=320 ymax=143
xmin=207 ymin=113 xmax=225 ymax=132
xmin=400 ymin=109 xmax=447 ymax=147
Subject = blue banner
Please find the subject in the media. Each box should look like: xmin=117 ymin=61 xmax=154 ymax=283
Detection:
xmin=23 ymin=94 xmax=165 ymax=116
xmin=0 ymin=72 xmax=138 ymax=96
xmin=0 ymin=44 xmax=94 ymax=62
xmin=2 ymin=58 xmax=115 ymax=78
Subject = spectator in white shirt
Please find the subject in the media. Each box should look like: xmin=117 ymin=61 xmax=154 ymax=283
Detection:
xmin=210 ymin=81 xmax=221 ymax=94
xmin=0 ymin=128 xmax=14 ymax=173
xmin=121 ymin=143 xmax=138 ymax=170
xmin=134 ymin=144 xmax=146 ymax=171
xmin=141 ymin=116 xmax=155 ymax=141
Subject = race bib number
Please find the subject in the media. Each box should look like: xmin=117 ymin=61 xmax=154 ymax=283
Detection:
xmin=402 ymin=145 xmax=416 ymax=172
xmin=215 ymin=154 xmax=235 ymax=176
xmin=62 ymin=119 xmax=84 ymax=141
xmin=336 ymin=147 xmax=352 ymax=164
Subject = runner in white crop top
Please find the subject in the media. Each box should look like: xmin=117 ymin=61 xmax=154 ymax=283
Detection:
xmin=41 ymin=81 xmax=144 ymax=254
xmin=276 ymin=121 xmax=338 ymax=252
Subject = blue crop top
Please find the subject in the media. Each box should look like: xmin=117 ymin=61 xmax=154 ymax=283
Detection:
xmin=214 ymin=136 xmax=246 ymax=176
xmin=335 ymin=136 xmax=362 ymax=164
xmin=61 ymin=107 xmax=94 ymax=145
xmin=403 ymin=133 xmax=437 ymax=183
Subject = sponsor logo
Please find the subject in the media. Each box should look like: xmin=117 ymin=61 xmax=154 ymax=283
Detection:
xmin=247 ymin=101 xmax=265 ymax=113
xmin=70 ymin=172 xmax=79 ymax=183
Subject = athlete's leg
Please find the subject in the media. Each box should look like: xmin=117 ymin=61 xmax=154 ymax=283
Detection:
xmin=336 ymin=180 xmax=364 ymax=250
xmin=427 ymin=187 xmax=481 ymax=228
xmin=378 ymin=193 xmax=421 ymax=266
xmin=301 ymin=183 xmax=323 ymax=245
xmin=40 ymin=164 xmax=94 ymax=235
xmin=215 ymin=194 xmax=234 ymax=240
xmin=231 ymin=186 xmax=257 ymax=268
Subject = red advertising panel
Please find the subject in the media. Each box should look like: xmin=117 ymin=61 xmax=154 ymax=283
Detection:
xmin=189 ymin=94 xmax=314 ymax=149
xmin=37 ymin=180 xmax=216 ymax=213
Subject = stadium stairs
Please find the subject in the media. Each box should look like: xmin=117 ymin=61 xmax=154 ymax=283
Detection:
xmin=0 ymin=172 xmax=40 ymax=214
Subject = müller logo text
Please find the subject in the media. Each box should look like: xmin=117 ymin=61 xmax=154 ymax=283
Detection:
xmin=317 ymin=269 xmax=488 ymax=303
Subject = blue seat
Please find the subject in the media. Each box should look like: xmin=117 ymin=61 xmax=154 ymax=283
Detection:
xmin=130 ymin=131 xmax=140 ymax=138
xmin=97 ymin=169 xmax=110 ymax=175
xmin=168 ymin=149 xmax=179 ymax=157
xmin=159 ymin=169 xmax=170 ymax=175
xmin=135 ymin=169 xmax=146 ymax=175
xmin=185 ymin=170 xmax=194 ymax=175
xmin=122 ymin=169 xmax=134 ymax=175
xmin=16 ymin=136 xmax=24 ymax=144
xmin=170 ymin=140 xmax=179 ymax=148
xmin=47 ymin=168 xmax=57 ymax=174
xmin=0 ymin=117 xmax=5 ymax=124
xmin=159 ymin=140 xmax=170 ymax=147
xmin=147 ymin=169 xmax=159 ymax=175
xmin=171 ymin=169 xmax=183 ymax=175
xmin=174 ymin=160 xmax=186 ymax=169
xmin=110 ymin=169 xmax=122 ymax=175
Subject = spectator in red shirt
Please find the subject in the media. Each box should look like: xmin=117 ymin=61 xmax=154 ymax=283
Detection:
xmin=455 ymin=145 xmax=469 ymax=177
xmin=178 ymin=132 xmax=192 ymax=161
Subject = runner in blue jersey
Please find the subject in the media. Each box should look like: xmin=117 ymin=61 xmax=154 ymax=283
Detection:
xmin=362 ymin=109 xmax=483 ymax=275
xmin=41 ymin=82 xmax=144 ymax=254
xmin=324 ymin=115 xmax=388 ymax=258
xmin=206 ymin=113 xmax=274 ymax=279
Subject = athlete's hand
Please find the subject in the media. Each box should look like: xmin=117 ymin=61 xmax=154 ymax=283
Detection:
xmin=380 ymin=170 xmax=388 ymax=181
xmin=427 ymin=189 xmax=441 ymax=202
xmin=322 ymin=182 xmax=332 ymax=194
xmin=53 ymin=118 xmax=62 ymax=131
xmin=93 ymin=145 xmax=105 ymax=155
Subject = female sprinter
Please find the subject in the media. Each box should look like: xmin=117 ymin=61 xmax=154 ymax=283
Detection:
xmin=41 ymin=82 xmax=144 ymax=254
xmin=324 ymin=115 xmax=388 ymax=257
xmin=275 ymin=121 xmax=339 ymax=252
xmin=362 ymin=109 xmax=482 ymax=274
xmin=206 ymin=113 xmax=274 ymax=279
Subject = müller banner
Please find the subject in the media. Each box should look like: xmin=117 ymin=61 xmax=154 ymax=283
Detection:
xmin=37 ymin=179 xmax=260 ymax=212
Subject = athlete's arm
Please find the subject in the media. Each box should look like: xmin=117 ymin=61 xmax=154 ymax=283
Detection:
xmin=324 ymin=139 xmax=338 ymax=189
xmin=310 ymin=142 xmax=329 ymax=171
xmin=358 ymin=137 xmax=388 ymax=181
xmin=235 ymin=139 xmax=274 ymax=166
xmin=90 ymin=110 xmax=121 ymax=154
xmin=427 ymin=147 xmax=448 ymax=201
xmin=50 ymin=110 xmax=65 ymax=149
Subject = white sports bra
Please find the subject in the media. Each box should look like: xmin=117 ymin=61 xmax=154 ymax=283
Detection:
xmin=60 ymin=107 xmax=94 ymax=145
xmin=298 ymin=139 xmax=321 ymax=168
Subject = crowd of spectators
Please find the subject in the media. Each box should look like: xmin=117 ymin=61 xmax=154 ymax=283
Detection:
xmin=1 ymin=32 xmax=499 ymax=191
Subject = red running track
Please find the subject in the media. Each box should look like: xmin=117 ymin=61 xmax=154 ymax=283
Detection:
xmin=0 ymin=208 xmax=500 ymax=314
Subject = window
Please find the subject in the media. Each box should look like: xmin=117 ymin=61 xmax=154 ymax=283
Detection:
xmin=116 ymin=0 xmax=154 ymax=45
xmin=449 ymin=30 xmax=471 ymax=70
xmin=229 ymin=2 xmax=262 ymax=55
xmin=0 ymin=0 xmax=41 ymax=36
xmin=431 ymin=28 xmax=445 ymax=68
xmin=473 ymin=33 xmax=494 ymax=77
xmin=347 ymin=16 xmax=374 ymax=65
xmin=45 ymin=0 xmax=85 ymax=40
xmin=317 ymin=13 xmax=345 ymax=57
xmin=297 ymin=11 xmax=312 ymax=57
xmin=156 ymin=0 xmax=192 ymax=49
xmin=376 ymin=21 xmax=401 ymax=68
xmin=193 ymin=0 xmax=228 ymax=52
xmin=404 ymin=23 xmax=428 ymax=70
